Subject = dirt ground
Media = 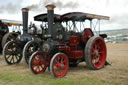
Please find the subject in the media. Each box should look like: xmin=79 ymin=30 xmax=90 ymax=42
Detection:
xmin=0 ymin=43 xmax=128 ymax=85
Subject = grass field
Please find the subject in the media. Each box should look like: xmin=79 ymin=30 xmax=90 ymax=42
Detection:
xmin=0 ymin=43 xmax=128 ymax=85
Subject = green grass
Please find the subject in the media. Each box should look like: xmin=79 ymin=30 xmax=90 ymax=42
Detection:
xmin=0 ymin=71 xmax=113 ymax=85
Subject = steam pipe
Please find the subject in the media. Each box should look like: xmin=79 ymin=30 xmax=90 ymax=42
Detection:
xmin=45 ymin=4 xmax=56 ymax=37
xmin=21 ymin=8 xmax=29 ymax=34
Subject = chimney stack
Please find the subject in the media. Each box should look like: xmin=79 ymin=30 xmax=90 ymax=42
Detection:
xmin=22 ymin=8 xmax=29 ymax=33
xmin=45 ymin=4 xmax=56 ymax=37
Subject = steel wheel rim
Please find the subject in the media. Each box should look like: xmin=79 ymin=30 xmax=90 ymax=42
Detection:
xmin=91 ymin=38 xmax=106 ymax=69
xmin=4 ymin=41 xmax=22 ymax=64
xmin=24 ymin=41 xmax=40 ymax=64
xmin=53 ymin=54 xmax=68 ymax=77
xmin=31 ymin=53 xmax=47 ymax=74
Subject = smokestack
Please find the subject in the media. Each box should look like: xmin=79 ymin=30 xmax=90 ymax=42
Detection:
xmin=22 ymin=8 xmax=29 ymax=33
xmin=45 ymin=4 xmax=56 ymax=37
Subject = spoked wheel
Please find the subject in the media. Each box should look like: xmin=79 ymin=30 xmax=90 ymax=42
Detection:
xmin=23 ymin=40 xmax=41 ymax=65
xmin=3 ymin=41 xmax=22 ymax=65
xmin=50 ymin=53 xmax=69 ymax=78
xmin=85 ymin=36 xmax=106 ymax=70
xmin=29 ymin=51 xmax=47 ymax=74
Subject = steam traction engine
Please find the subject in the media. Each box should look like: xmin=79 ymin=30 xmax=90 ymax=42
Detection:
xmin=2 ymin=8 xmax=46 ymax=64
xmin=0 ymin=19 xmax=23 ymax=50
xmin=23 ymin=13 xmax=61 ymax=65
xmin=28 ymin=5 xmax=109 ymax=78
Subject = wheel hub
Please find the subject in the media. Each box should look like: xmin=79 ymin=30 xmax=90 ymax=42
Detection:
xmin=94 ymin=50 xmax=99 ymax=57
xmin=56 ymin=63 xmax=61 ymax=68
xmin=36 ymin=60 xmax=40 ymax=65
xmin=93 ymin=50 xmax=100 ymax=63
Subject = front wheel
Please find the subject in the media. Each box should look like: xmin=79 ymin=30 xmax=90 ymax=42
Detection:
xmin=3 ymin=41 xmax=22 ymax=65
xmin=29 ymin=51 xmax=47 ymax=74
xmin=23 ymin=40 xmax=41 ymax=65
xmin=50 ymin=53 xmax=69 ymax=78
xmin=85 ymin=36 xmax=107 ymax=70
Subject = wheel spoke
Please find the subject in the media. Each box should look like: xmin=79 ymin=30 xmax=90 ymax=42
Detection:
xmin=58 ymin=65 xmax=62 ymax=71
xmin=40 ymin=65 xmax=44 ymax=70
xmin=13 ymin=55 xmax=16 ymax=63
xmin=10 ymin=56 xmax=14 ymax=63
xmin=98 ymin=60 xmax=101 ymax=65
xmin=38 ymin=66 xmax=41 ymax=71
xmin=55 ymin=59 xmax=59 ymax=64
xmin=50 ymin=53 xmax=68 ymax=78
xmin=15 ymin=55 xmax=18 ymax=60
xmin=16 ymin=55 xmax=20 ymax=61
xmin=54 ymin=65 xmax=59 ymax=71
xmin=60 ymin=57 xmax=64 ymax=64
xmin=30 ymin=52 xmax=47 ymax=74
xmin=35 ymin=66 xmax=39 ymax=71
xmin=6 ymin=55 xmax=11 ymax=59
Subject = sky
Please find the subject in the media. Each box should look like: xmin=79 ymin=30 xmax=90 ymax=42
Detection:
xmin=0 ymin=0 xmax=128 ymax=30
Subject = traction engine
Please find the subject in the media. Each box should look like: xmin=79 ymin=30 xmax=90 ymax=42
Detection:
xmin=0 ymin=20 xmax=9 ymax=51
xmin=28 ymin=5 xmax=109 ymax=78
xmin=2 ymin=8 xmax=46 ymax=64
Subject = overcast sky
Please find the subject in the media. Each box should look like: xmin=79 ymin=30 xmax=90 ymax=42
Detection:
xmin=0 ymin=0 xmax=127 ymax=30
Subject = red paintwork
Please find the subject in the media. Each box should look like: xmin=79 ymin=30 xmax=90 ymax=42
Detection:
xmin=58 ymin=36 xmax=83 ymax=59
xmin=58 ymin=28 xmax=94 ymax=59
xmin=66 ymin=50 xmax=83 ymax=59
xmin=69 ymin=36 xmax=80 ymax=46
xmin=57 ymin=28 xmax=95 ymax=59
xmin=31 ymin=53 xmax=48 ymax=74
xmin=90 ymin=37 xmax=106 ymax=69
xmin=82 ymin=28 xmax=94 ymax=44
xmin=53 ymin=54 xmax=68 ymax=77
xmin=30 ymin=28 xmax=107 ymax=77
xmin=58 ymin=29 xmax=94 ymax=59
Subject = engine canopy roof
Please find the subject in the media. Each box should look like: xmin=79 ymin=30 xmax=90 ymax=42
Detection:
xmin=34 ymin=12 xmax=109 ymax=22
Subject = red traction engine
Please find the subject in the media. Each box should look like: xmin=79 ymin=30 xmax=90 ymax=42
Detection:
xmin=29 ymin=5 xmax=109 ymax=78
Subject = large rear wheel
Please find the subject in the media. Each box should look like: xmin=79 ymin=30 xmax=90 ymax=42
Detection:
xmin=85 ymin=36 xmax=107 ymax=70
xmin=29 ymin=51 xmax=47 ymax=74
xmin=3 ymin=41 xmax=22 ymax=65
xmin=50 ymin=53 xmax=69 ymax=78
xmin=23 ymin=40 xmax=40 ymax=65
